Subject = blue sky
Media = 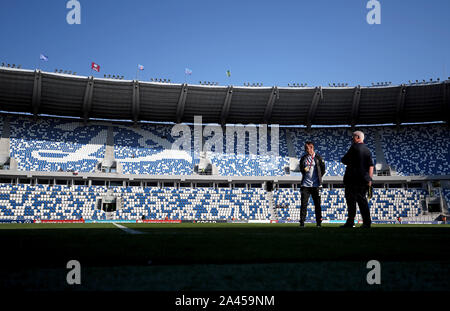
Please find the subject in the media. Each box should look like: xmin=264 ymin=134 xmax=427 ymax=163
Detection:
xmin=1 ymin=0 xmax=449 ymax=87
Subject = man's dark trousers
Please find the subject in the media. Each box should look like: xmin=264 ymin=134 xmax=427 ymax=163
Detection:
xmin=300 ymin=187 xmax=322 ymax=224
xmin=344 ymin=184 xmax=371 ymax=225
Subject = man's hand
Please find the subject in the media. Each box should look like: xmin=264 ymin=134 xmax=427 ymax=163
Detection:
xmin=368 ymin=181 xmax=372 ymax=186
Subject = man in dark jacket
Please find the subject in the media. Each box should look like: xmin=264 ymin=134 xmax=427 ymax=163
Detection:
xmin=299 ymin=141 xmax=326 ymax=227
xmin=341 ymin=131 xmax=374 ymax=228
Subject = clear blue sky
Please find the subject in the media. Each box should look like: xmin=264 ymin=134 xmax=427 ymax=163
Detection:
xmin=1 ymin=0 xmax=449 ymax=87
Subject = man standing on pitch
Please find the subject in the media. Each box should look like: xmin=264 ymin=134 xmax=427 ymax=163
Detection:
xmin=299 ymin=141 xmax=326 ymax=227
xmin=341 ymin=131 xmax=374 ymax=228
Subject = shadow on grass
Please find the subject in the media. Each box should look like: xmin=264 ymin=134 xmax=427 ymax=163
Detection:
xmin=0 ymin=224 xmax=449 ymax=269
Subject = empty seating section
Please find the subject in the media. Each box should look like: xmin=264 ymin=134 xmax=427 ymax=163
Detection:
xmin=0 ymin=115 xmax=447 ymax=223
xmin=119 ymin=187 xmax=269 ymax=220
xmin=210 ymin=154 xmax=288 ymax=176
xmin=274 ymin=188 xmax=426 ymax=222
xmin=380 ymin=125 xmax=450 ymax=176
xmin=114 ymin=123 xmax=288 ymax=176
xmin=289 ymin=127 xmax=377 ymax=176
xmin=9 ymin=116 xmax=107 ymax=172
xmin=209 ymin=127 xmax=289 ymax=176
xmin=0 ymin=184 xmax=106 ymax=221
xmin=0 ymin=184 xmax=428 ymax=222
xmin=2 ymin=115 xmax=448 ymax=176
xmin=114 ymin=123 xmax=194 ymax=175
xmin=0 ymin=184 xmax=270 ymax=221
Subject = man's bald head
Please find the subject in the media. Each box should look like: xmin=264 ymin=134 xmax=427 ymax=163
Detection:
xmin=352 ymin=131 xmax=365 ymax=144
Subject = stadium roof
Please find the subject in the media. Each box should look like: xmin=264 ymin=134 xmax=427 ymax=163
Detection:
xmin=0 ymin=68 xmax=448 ymax=126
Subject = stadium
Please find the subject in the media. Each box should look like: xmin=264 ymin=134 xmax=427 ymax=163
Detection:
xmin=0 ymin=66 xmax=449 ymax=293
xmin=1 ymin=1 xmax=450 ymax=303
xmin=0 ymin=67 xmax=448 ymax=224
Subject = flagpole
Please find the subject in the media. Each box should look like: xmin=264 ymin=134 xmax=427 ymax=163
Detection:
xmin=136 ymin=66 xmax=139 ymax=81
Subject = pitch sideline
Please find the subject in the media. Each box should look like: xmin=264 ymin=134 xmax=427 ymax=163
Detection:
xmin=112 ymin=222 xmax=146 ymax=235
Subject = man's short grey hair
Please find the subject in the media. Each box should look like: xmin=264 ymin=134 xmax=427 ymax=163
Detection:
xmin=353 ymin=130 xmax=365 ymax=141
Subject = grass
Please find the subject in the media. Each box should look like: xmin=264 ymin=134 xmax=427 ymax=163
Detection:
xmin=0 ymin=223 xmax=449 ymax=291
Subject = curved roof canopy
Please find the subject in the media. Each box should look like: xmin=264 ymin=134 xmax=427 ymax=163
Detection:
xmin=0 ymin=68 xmax=448 ymax=126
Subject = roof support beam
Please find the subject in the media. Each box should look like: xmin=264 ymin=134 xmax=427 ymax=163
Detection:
xmin=443 ymin=81 xmax=449 ymax=124
xmin=220 ymin=86 xmax=233 ymax=126
xmin=306 ymin=86 xmax=322 ymax=129
xmin=132 ymin=80 xmax=140 ymax=124
xmin=82 ymin=76 xmax=94 ymax=123
xmin=263 ymin=87 xmax=278 ymax=124
xmin=350 ymin=85 xmax=361 ymax=127
xmin=176 ymin=83 xmax=188 ymax=123
xmin=395 ymin=84 xmax=407 ymax=125
xmin=31 ymin=70 xmax=42 ymax=116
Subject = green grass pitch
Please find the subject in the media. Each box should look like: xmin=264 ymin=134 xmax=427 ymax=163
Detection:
xmin=1 ymin=223 xmax=449 ymax=291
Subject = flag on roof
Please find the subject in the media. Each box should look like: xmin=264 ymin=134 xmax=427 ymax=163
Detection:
xmin=185 ymin=68 xmax=192 ymax=75
xmin=226 ymin=70 xmax=231 ymax=77
xmin=91 ymin=62 xmax=100 ymax=72
xmin=40 ymin=54 xmax=48 ymax=61
xmin=138 ymin=64 xmax=144 ymax=70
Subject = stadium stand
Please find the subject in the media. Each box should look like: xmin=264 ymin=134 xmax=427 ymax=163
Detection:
xmin=0 ymin=184 xmax=270 ymax=221
xmin=0 ymin=184 xmax=105 ymax=221
xmin=379 ymin=125 xmax=450 ymax=176
xmin=9 ymin=116 xmax=107 ymax=172
xmin=3 ymin=114 xmax=449 ymax=177
xmin=114 ymin=123 xmax=193 ymax=175
xmin=274 ymin=188 xmax=426 ymax=222
xmin=289 ymin=127 xmax=377 ymax=176
xmin=0 ymin=68 xmax=448 ymax=223
xmin=0 ymin=183 xmax=428 ymax=222
xmin=120 ymin=186 xmax=269 ymax=221
xmin=207 ymin=126 xmax=289 ymax=176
